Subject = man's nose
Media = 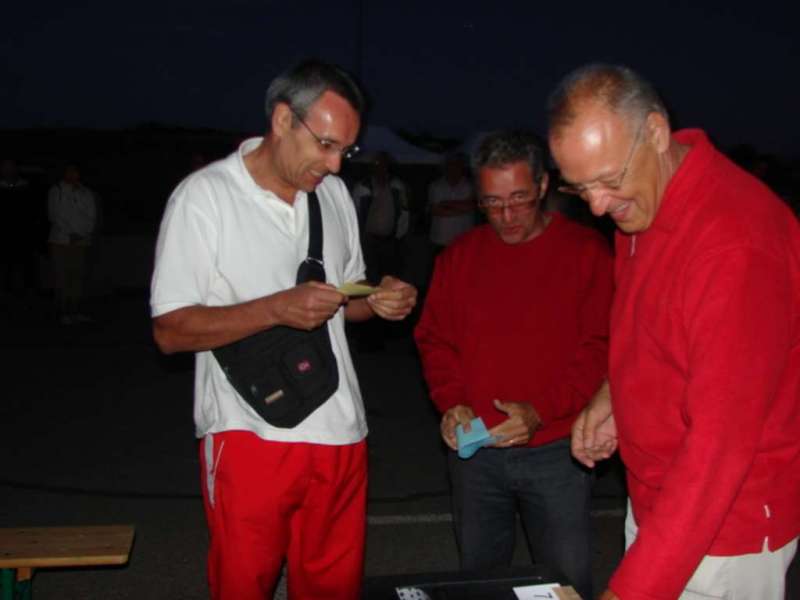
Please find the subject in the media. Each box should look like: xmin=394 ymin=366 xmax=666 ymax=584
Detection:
xmin=500 ymin=205 xmax=516 ymax=223
xmin=583 ymin=188 xmax=611 ymax=217
xmin=325 ymin=152 xmax=342 ymax=174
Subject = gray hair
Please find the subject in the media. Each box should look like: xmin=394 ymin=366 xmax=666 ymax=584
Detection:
xmin=471 ymin=130 xmax=547 ymax=184
xmin=264 ymin=59 xmax=365 ymax=131
xmin=547 ymin=63 xmax=668 ymax=134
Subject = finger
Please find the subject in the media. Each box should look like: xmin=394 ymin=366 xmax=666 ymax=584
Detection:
xmin=304 ymin=301 xmax=343 ymax=320
xmin=318 ymin=291 xmax=347 ymax=307
xmin=309 ymin=307 xmax=338 ymax=324
xmin=495 ymin=435 xmax=515 ymax=448
xmin=493 ymin=399 xmax=510 ymax=415
xmin=587 ymin=448 xmax=609 ymax=462
xmin=571 ymin=432 xmax=585 ymax=461
xmin=599 ymin=439 xmax=618 ymax=457
xmin=365 ymin=297 xmax=393 ymax=317
xmin=367 ymin=296 xmax=412 ymax=314
xmin=443 ymin=413 xmax=465 ymax=435
xmin=368 ymin=305 xmax=404 ymax=321
xmin=487 ymin=420 xmax=513 ymax=438
xmin=574 ymin=451 xmax=596 ymax=469
xmin=487 ymin=435 xmax=506 ymax=448
xmin=372 ymin=287 xmax=406 ymax=300
xmin=510 ymin=437 xmax=527 ymax=447
xmin=580 ymin=412 xmax=597 ymax=450
xmin=441 ymin=415 xmax=454 ymax=434
xmin=378 ymin=275 xmax=397 ymax=288
xmin=441 ymin=416 xmax=460 ymax=450
xmin=498 ymin=432 xmax=527 ymax=448
xmin=586 ymin=439 xmax=615 ymax=461
xmin=379 ymin=312 xmax=408 ymax=322
xmin=571 ymin=417 xmax=588 ymax=458
xmin=378 ymin=276 xmax=413 ymax=292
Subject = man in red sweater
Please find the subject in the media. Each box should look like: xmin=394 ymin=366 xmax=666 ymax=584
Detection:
xmin=415 ymin=130 xmax=613 ymax=600
xmin=549 ymin=64 xmax=800 ymax=599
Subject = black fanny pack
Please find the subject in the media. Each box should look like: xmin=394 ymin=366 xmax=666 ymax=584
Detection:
xmin=212 ymin=192 xmax=339 ymax=428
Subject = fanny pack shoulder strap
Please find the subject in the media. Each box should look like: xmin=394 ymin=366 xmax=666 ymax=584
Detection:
xmin=307 ymin=191 xmax=322 ymax=264
xmin=296 ymin=190 xmax=326 ymax=284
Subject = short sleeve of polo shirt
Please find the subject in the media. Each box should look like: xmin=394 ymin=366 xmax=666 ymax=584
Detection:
xmin=151 ymin=175 xmax=219 ymax=317
xmin=335 ymin=179 xmax=367 ymax=284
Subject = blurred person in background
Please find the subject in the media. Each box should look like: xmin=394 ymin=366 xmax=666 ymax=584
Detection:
xmin=47 ymin=163 xmax=96 ymax=324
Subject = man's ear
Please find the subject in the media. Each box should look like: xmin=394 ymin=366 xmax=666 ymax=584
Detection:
xmin=271 ymin=103 xmax=293 ymax=138
xmin=647 ymin=112 xmax=671 ymax=154
xmin=538 ymin=171 xmax=549 ymax=199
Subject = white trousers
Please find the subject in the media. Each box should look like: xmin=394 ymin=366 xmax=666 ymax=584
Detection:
xmin=625 ymin=501 xmax=797 ymax=599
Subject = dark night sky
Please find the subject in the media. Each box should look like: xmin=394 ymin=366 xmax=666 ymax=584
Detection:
xmin=2 ymin=1 xmax=798 ymax=157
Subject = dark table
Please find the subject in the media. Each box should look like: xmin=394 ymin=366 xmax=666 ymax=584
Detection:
xmin=362 ymin=565 xmax=580 ymax=599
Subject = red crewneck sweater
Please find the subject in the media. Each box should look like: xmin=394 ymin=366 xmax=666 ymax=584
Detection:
xmin=415 ymin=212 xmax=613 ymax=446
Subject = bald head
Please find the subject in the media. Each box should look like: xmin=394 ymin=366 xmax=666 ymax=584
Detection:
xmin=547 ymin=64 xmax=669 ymax=138
xmin=546 ymin=65 xmax=685 ymax=234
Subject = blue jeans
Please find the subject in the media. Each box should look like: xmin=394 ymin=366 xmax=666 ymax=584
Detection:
xmin=448 ymin=439 xmax=593 ymax=600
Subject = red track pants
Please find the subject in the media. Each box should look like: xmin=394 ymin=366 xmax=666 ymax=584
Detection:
xmin=200 ymin=431 xmax=367 ymax=599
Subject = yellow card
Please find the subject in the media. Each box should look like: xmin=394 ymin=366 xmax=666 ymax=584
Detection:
xmin=338 ymin=282 xmax=380 ymax=297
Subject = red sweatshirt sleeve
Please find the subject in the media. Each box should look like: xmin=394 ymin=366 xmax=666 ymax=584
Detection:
xmin=414 ymin=251 xmax=467 ymax=414
xmin=609 ymin=246 xmax=793 ymax=599
xmin=534 ymin=236 xmax=613 ymax=427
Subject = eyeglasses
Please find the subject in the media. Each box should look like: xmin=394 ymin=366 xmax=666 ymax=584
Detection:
xmin=478 ymin=192 xmax=538 ymax=213
xmin=557 ymin=120 xmax=645 ymax=196
xmin=289 ymin=106 xmax=360 ymax=160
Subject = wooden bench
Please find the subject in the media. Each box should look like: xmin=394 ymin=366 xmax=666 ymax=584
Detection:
xmin=0 ymin=525 xmax=135 ymax=600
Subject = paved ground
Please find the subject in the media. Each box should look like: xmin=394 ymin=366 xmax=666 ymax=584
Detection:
xmin=0 ymin=291 xmax=795 ymax=599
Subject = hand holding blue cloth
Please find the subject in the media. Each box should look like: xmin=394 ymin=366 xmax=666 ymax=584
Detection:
xmin=456 ymin=417 xmax=498 ymax=459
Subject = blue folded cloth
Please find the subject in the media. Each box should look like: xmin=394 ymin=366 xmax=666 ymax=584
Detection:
xmin=456 ymin=417 xmax=497 ymax=459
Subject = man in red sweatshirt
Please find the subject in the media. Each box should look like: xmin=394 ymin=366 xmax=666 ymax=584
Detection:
xmin=415 ymin=130 xmax=613 ymax=600
xmin=549 ymin=63 xmax=800 ymax=599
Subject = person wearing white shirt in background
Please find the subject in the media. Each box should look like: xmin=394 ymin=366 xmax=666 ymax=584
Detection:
xmin=351 ymin=152 xmax=411 ymax=350
xmin=47 ymin=163 xmax=96 ymax=325
xmin=352 ymin=151 xmax=410 ymax=283
xmin=427 ymin=152 xmax=476 ymax=253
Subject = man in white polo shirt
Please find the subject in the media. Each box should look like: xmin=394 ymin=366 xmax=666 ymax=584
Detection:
xmin=150 ymin=59 xmax=417 ymax=600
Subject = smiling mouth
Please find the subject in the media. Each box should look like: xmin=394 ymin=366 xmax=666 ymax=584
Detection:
xmin=609 ymin=202 xmax=629 ymax=219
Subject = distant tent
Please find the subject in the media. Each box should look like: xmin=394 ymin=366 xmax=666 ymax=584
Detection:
xmin=457 ymin=131 xmax=493 ymax=160
xmin=355 ymin=125 xmax=443 ymax=165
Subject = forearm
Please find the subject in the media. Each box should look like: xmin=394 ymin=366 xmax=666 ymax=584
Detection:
xmin=610 ymin=427 xmax=758 ymax=599
xmin=612 ymin=363 xmax=781 ymax=597
xmin=415 ymin=326 xmax=467 ymax=413
xmin=594 ymin=379 xmax=610 ymax=406
xmin=414 ymin=255 xmax=466 ymax=411
xmin=153 ymin=297 xmax=279 ymax=354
